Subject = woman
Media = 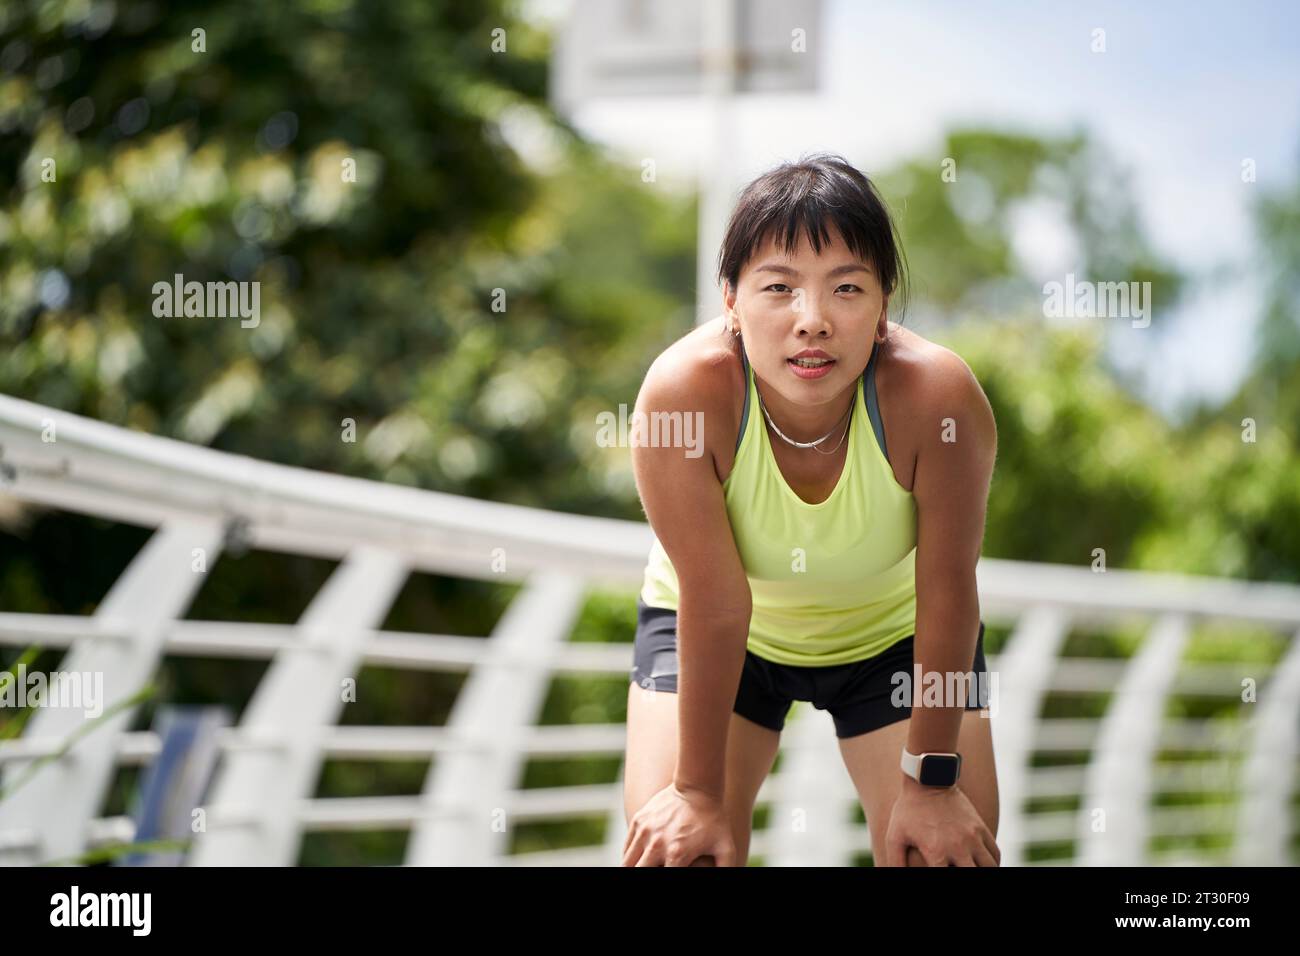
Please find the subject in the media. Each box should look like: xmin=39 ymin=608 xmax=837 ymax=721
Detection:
xmin=621 ymin=153 xmax=1000 ymax=867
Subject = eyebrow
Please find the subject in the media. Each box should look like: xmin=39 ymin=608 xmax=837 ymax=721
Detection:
xmin=753 ymin=263 xmax=871 ymax=278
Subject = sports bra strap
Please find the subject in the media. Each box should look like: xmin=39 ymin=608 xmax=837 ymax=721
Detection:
xmin=864 ymin=342 xmax=890 ymax=463
xmin=736 ymin=337 xmax=751 ymax=457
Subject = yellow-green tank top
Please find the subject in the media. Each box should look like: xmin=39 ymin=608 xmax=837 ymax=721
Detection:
xmin=639 ymin=336 xmax=918 ymax=666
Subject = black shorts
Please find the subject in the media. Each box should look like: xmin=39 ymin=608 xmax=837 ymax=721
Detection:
xmin=630 ymin=597 xmax=989 ymax=740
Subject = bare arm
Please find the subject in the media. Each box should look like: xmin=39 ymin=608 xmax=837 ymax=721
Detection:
xmin=907 ymin=349 xmax=997 ymax=759
xmin=882 ymin=348 xmax=1000 ymax=867
xmin=630 ymin=353 xmax=752 ymax=799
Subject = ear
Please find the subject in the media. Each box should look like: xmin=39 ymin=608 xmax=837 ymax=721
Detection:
xmin=723 ymin=281 xmax=739 ymax=329
xmin=877 ymin=296 xmax=890 ymax=342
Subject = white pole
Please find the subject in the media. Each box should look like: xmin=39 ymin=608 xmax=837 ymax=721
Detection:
xmin=695 ymin=0 xmax=740 ymax=326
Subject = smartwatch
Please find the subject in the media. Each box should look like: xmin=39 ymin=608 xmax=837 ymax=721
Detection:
xmin=900 ymin=747 xmax=961 ymax=787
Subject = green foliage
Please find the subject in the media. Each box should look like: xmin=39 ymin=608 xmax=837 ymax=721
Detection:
xmin=947 ymin=319 xmax=1170 ymax=567
xmin=877 ymin=128 xmax=1184 ymax=316
xmin=0 ymin=0 xmax=692 ymax=517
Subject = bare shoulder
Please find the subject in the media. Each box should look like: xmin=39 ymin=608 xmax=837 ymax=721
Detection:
xmin=878 ymin=323 xmax=996 ymax=505
xmin=631 ymin=317 xmax=753 ymax=617
xmin=644 ymin=314 xmax=739 ymax=388
xmin=880 ymin=323 xmax=992 ymax=422
xmin=636 ymin=315 xmax=743 ymax=475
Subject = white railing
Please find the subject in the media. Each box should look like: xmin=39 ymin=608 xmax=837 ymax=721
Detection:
xmin=0 ymin=392 xmax=1297 ymax=866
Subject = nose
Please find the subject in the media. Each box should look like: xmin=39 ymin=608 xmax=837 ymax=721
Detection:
xmin=790 ymin=290 xmax=833 ymax=336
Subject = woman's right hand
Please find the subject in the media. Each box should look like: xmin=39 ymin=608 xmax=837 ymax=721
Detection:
xmin=622 ymin=783 xmax=737 ymax=867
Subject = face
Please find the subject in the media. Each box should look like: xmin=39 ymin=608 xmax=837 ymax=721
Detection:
xmin=724 ymin=222 xmax=888 ymax=407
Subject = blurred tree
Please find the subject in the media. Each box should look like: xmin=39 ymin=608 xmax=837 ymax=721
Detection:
xmin=876 ymin=128 xmax=1184 ymax=325
xmin=944 ymin=318 xmax=1171 ymax=569
xmin=1249 ymin=152 xmax=1300 ymax=399
xmin=1136 ymin=151 xmax=1300 ymax=583
xmin=0 ymin=0 xmax=694 ymax=514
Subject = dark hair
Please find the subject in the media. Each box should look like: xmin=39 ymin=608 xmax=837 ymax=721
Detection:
xmin=715 ymin=151 xmax=908 ymax=319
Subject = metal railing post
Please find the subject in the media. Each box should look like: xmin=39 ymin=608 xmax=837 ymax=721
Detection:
xmin=991 ymin=606 xmax=1070 ymax=867
xmin=1234 ymin=628 xmax=1300 ymax=864
xmin=1078 ymin=613 xmax=1189 ymax=866
xmin=405 ymin=571 xmax=586 ymax=865
xmin=188 ymin=546 xmax=407 ymax=866
xmin=0 ymin=520 xmax=222 ymax=865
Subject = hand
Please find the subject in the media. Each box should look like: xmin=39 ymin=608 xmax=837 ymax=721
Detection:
xmin=883 ymin=777 xmax=1000 ymax=867
xmin=622 ymin=783 xmax=737 ymax=867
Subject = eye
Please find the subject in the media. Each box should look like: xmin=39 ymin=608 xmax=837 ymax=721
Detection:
xmin=837 ymin=284 xmax=862 ymax=294
xmin=764 ymin=283 xmax=792 ymax=293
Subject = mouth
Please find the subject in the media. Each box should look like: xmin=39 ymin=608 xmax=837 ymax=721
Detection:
xmin=786 ymin=356 xmax=836 ymax=379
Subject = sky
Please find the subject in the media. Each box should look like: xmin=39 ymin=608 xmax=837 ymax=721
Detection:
xmin=523 ymin=0 xmax=1300 ymax=421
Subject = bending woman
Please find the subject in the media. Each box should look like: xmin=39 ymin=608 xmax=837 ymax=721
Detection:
xmin=622 ymin=153 xmax=1000 ymax=867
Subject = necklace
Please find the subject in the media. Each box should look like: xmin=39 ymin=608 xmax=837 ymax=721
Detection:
xmin=757 ymin=387 xmax=853 ymax=456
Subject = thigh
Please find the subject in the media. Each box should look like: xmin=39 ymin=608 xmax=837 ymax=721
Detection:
xmin=836 ymin=709 xmax=999 ymax=865
xmin=624 ymin=682 xmax=781 ymax=863
xmin=624 ymin=600 xmax=783 ymax=862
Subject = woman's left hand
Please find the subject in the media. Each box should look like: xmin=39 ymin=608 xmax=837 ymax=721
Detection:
xmin=882 ymin=777 xmax=1000 ymax=866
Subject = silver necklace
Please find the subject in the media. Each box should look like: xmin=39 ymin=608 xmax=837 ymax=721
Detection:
xmin=757 ymin=387 xmax=853 ymax=456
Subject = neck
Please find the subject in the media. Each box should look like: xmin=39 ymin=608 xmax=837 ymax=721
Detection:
xmin=756 ymin=378 xmax=856 ymax=445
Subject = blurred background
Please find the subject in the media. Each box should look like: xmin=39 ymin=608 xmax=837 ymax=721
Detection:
xmin=0 ymin=0 xmax=1298 ymax=866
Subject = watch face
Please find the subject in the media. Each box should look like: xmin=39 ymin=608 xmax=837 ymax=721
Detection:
xmin=918 ymin=754 xmax=960 ymax=787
